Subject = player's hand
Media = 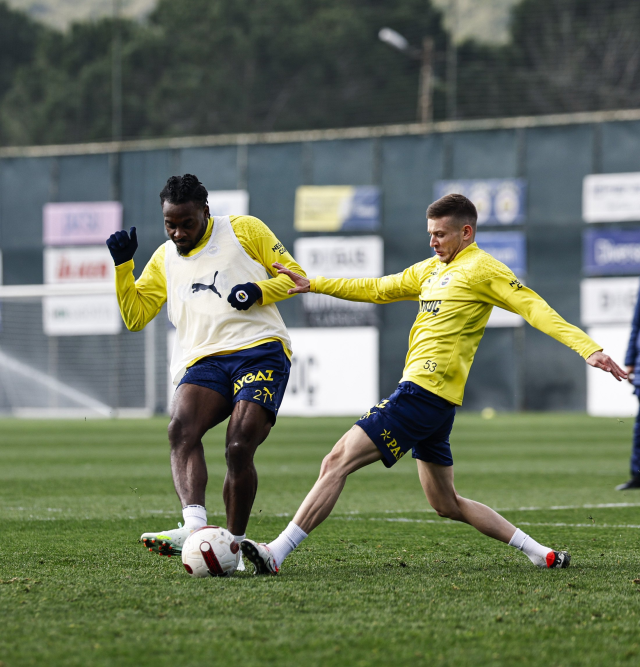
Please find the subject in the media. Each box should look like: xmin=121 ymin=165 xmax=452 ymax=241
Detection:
xmin=106 ymin=227 xmax=138 ymax=266
xmin=586 ymin=351 xmax=628 ymax=382
xmin=228 ymin=282 xmax=262 ymax=310
xmin=273 ymin=262 xmax=310 ymax=294
xmin=626 ymin=365 xmax=635 ymax=385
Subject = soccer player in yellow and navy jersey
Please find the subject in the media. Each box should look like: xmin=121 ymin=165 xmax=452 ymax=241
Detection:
xmin=241 ymin=193 xmax=627 ymax=575
xmin=106 ymin=174 xmax=305 ymax=568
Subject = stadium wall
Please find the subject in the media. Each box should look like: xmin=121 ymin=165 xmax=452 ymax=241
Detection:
xmin=2 ymin=109 xmax=640 ymax=413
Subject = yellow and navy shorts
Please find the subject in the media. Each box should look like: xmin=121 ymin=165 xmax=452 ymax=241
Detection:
xmin=178 ymin=341 xmax=290 ymax=421
xmin=355 ymin=381 xmax=455 ymax=468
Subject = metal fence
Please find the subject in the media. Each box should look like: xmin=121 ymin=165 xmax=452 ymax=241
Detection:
xmin=2 ymin=109 xmax=640 ymax=412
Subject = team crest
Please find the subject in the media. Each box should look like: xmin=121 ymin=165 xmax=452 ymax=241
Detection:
xmin=440 ymin=274 xmax=453 ymax=287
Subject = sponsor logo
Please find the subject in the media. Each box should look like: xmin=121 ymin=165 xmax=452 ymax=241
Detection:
xmin=192 ymin=270 xmax=222 ymax=298
xmin=271 ymin=242 xmax=288 ymax=255
xmin=380 ymin=428 xmax=404 ymax=461
xmin=233 ymin=370 xmax=275 ymax=395
xmin=419 ymin=299 xmax=442 ymax=315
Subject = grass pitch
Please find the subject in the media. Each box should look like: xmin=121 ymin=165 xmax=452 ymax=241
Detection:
xmin=0 ymin=413 xmax=639 ymax=667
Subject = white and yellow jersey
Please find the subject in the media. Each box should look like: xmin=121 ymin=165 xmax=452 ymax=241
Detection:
xmin=310 ymin=242 xmax=601 ymax=406
xmin=114 ymin=215 xmax=304 ymax=383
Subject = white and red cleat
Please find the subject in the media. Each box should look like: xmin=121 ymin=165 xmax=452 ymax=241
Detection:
xmin=546 ymin=550 xmax=571 ymax=568
xmin=240 ymin=539 xmax=279 ymax=575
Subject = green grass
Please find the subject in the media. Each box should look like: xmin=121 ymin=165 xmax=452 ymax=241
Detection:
xmin=0 ymin=413 xmax=639 ymax=667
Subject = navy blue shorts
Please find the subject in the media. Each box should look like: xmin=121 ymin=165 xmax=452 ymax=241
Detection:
xmin=355 ymin=381 xmax=456 ymax=468
xmin=177 ymin=341 xmax=290 ymax=421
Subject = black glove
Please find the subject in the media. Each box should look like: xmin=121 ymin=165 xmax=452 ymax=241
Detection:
xmin=227 ymin=282 xmax=262 ymax=310
xmin=106 ymin=227 xmax=138 ymax=266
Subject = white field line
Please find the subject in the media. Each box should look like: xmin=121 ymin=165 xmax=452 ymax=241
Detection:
xmin=344 ymin=502 xmax=640 ymax=515
xmin=329 ymin=516 xmax=640 ymax=529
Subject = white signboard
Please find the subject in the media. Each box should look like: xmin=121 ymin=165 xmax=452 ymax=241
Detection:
xmin=43 ymin=296 xmax=122 ymax=336
xmin=279 ymin=327 xmax=379 ymax=416
xmin=43 ymin=246 xmax=121 ymax=336
xmin=207 ymin=190 xmax=249 ymax=217
xmin=293 ymin=236 xmax=383 ymax=327
xmin=44 ymin=247 xmax=115 ymax=285
xmin=587 ymin=325 xmax=637 ymax=417
xmin=43 ymin=201 xmax=122 ymax=246
xmin=581 ymin=277 xmax=640 ymax=326
xmin=583 ymin=173 xmax=640 ymax=223
xmin=294 ymin=235 xmax=383 ymax=278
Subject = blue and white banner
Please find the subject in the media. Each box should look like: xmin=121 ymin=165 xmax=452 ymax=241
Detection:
xmin=434 ymin=179 xmax=526 ymax=225
xmin=583 ymin=229 xmax=640 ymax=276
xmin=475 ymin=231 xmax=526 ymax=276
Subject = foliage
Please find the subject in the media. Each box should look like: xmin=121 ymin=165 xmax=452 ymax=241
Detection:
xmin=3 ymin=0 xmax=640 ymax=145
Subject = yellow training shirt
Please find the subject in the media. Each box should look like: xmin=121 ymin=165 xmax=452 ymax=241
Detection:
xmin=115 ymin=215 xmax=305 ymax=358
xmin=310 ymin=242 xmax=601 ymax=406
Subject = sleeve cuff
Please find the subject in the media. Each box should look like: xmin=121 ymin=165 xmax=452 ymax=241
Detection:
xmin=115 ymin=259 xmax=135 ymax=272
xmin=582 ymin=343 xmax=603 ymax=360
xmin=309 ymin=279 xmax=316 ymax=292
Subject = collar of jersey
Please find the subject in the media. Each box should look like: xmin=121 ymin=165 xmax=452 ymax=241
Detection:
xmin=183 ymin=217 xmax=215 ymax=258
xmin=448 ymin=241 xmax=478 ymax=264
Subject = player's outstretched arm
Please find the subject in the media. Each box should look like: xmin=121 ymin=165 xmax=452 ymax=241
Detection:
xmin=273 ymin=262 xmax=310 ymax=294
xmin=586 ymin=351 xmax=628 ymax=382
xmin=274 ymin=261 xmax=422 ymax=303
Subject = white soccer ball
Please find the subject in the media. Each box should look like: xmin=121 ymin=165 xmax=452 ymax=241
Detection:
xmin=181 ymin=526 xmax=239 ymax=578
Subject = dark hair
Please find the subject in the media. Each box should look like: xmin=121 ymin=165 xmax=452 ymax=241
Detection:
xmin=159 ymin=174 xmax=208 ymax=207
xmin=427 ymin=193 xmax=477 ymax=228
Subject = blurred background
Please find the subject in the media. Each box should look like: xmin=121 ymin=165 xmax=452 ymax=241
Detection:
xmin=1 ymin=0 xmax=640 ymax=419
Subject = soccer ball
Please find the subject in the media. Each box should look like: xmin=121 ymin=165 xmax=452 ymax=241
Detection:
xmin=181 ymin=526 xmax=239 ymax=577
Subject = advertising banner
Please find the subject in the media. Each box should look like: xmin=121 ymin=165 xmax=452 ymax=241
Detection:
xmin=583 ymin=172 xmax=640 ymax=223
xmin=279 ymin=327 xmax=378 ymax=416
xmin=43 ymin=296 xmax=122 ymax=337
xmin=434 ymin=179 xmax=526 ymax=225
xmin=207 ymin=190 xmax=249 ymax=217
xmin=44 ymin=247 xmax=115 ymax=285
xmin=294 ymin=186 xmax=380 ymax=231
xmin=583 ymin=229 xmax=640 ymax=276
xmin=293 ymin=236 xmax=384 ymax=326
xmin=587 ymin=325 xmax=637 ymax=417
xmin=43 ymin=246 xmax=121 ymax=336
xmin=476 ymin=231 xmax=526 ymax=328
xmin=581 ymin=277 xmax=640 ymax=326
xmin=43 ymin=201 xmax=122 ymax=246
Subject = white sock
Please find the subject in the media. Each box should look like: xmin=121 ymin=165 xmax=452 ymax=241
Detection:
xmin=509 ymin=528 xmax=552 ymax=567
xmin=182 ymin=504 xmax=207 ymax=531
xmin=267 ymin=521 xmax=308 ymax=567
xmin=232 ymin=534 xmax=246 ymax=570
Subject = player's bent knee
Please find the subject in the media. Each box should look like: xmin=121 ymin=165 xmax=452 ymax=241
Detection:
xmin=225 ymin=440 xmax=255 ymax=469
xmin=167 ymin=417 xmax=198 ymax=448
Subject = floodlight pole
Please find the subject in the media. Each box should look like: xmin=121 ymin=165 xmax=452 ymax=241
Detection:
xmin=418 ymin=37 xmax=434 ymax=124
xmin=111 ymin=0 xmax=123 ymax=142
xmin=378 ymin=28 xmax=434 ymax=125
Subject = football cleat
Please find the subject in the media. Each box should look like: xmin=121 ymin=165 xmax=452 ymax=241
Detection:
xmin=240 ymin=539 xmax=279 ymax=575
xmin=546 ymin=550 xmax=571 ymax=569
xmin=615 ymin=476 xmax=640 ymax=491
xmin=140 ymin=523 xmax=192 ymax=556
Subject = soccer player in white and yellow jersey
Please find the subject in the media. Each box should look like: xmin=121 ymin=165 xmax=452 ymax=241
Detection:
xmin=241 ymin=193 xmax=627 ymax=575
xmin=106 ymin=174 xmax=305 ymax=568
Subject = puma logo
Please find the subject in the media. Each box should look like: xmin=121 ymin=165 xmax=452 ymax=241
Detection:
xmin=192 ymin=271 xmax=222 ymax=298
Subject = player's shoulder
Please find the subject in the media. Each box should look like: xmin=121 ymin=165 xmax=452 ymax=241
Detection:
xmin=456 ymin=244 xmax=514 ymax=284
xmin=230 ymin=215 xmax=272 ymax=237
